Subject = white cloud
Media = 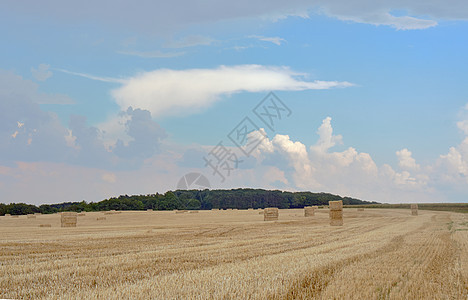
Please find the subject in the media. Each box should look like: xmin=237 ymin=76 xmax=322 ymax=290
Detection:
xmin=247 ymin=116 xmax=439 ymax=202
xmin=249 ymin=35 xmax=286 ymax=45
xmin=31 ymin=63 xmax=52 ymax=81
xmin=310 ymin=116 xmax=343 ymax=154
xmin=396 ymin=148 xmax=420 ymax=170
xmin=271 ymin=134 xmax=314 ymax=188
xmin=111 ymin=65 xmax=353 ymax=117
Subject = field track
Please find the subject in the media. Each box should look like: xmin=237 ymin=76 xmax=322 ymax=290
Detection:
xmin=1 ymin=209 xmax=467 ymax=299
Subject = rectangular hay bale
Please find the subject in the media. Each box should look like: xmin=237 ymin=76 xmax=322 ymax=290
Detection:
xmin=330 ymin=219 xmax=344 ymax=226
xmin=264 ymin=207 xmax=279 ymax=221
xmin=329 ymin=202 xmax=343 ymax=226
xmin=329 ymin=200 xmax=343 ymax=211
xmin=61 ymin=212 xmax=77 ymax=227
xmin=27 ymin=214 xmax=36 ymax=219
xmin=304 ymin=206 xmax=315 ymax=217
xmin=39 ymin=224 xmax=51 ymax=228
xmin=411 ymin=204 xmax=418 ymax=216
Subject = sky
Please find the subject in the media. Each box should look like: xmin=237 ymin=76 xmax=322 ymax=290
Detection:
xmin=1 ymin=0 xmax=468 ymax=205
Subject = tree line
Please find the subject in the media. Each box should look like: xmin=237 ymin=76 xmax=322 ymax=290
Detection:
xmin=0 ymin=188 xmax=378 ymax=216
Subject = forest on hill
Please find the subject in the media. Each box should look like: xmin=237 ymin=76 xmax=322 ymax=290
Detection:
xmin=0 ymin=188 xmax=378 ymax=215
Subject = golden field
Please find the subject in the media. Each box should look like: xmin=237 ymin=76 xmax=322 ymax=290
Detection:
xmin=0 ymin=208 xmax=467 ymax=299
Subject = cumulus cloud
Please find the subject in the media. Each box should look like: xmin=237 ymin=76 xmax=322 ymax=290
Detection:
xmin=396 ymin=148 xmax=420 ymax=171
xmin=0 ymin=70 xmax=167 ymax=169
xmin=113 ymin=107 xmax=167 ymax=159
xmin=111 ymin=65 xmax=353 ymax=117
xmin=31 ymin=63 xmax=53 ymax=81
xmin=310 ymin=116 xmax=343 ymax=154
xmin=0 ymin=70 xmax=73 ymax=104
xmin=436 ymin=104 xmax=468 ymax=185
xmin=245 ymin=116 xmax=438 ymax=202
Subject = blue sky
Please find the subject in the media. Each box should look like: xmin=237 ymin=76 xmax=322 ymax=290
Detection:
xmin=1 ymin=1 xmax=468 ymax=204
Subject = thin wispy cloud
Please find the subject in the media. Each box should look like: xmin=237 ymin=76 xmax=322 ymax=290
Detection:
xmin=164 ymin=35 xmax=214 ymax=48
xmin=117 ymin=50 xmax=186 ymax=58
xmin=249 ymin=35 xmax=286 ymax=45
xmin=54 ymin=68 xmax=125 ymax=84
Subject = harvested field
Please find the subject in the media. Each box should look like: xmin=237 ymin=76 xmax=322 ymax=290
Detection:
xmin=0 ymin=209 xmax=467 ymax=299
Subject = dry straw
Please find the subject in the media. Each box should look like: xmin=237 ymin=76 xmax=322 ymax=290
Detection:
xmin=411 ymin=204 xmax=418 ymax=216
xmin=329 ymin=200 xmax=343 ymax=226
xmin=189 ymin=211 xmax=199 ymax=214
xmin=39 ymin=224 xmax=51 ymax=228
xmin=27 ymin=214 xmax=36 ymax=219
xmin=175 ymin=210 xmax=188 ymax=214
xmin=147 ymin=209 xmax=153 ymax=212
xmin=96 ymin=217 xmax=106 ymax=221
xmin=5 ymin=214 xmax=11 ymax=217
xmin=304 ymin=206 xmax=315 ymax=217
xmin=61 ymin=212 xmax=77 ymax=227
xmin=358 ymin=208 xmax=364 ymax=211
xmin=104 ymin=210 xmax=121 ymax=215
xmin=264 ymin=207 xmax=279 ymax=221
xmin=77 ymin=213 xmax=86 ymax=216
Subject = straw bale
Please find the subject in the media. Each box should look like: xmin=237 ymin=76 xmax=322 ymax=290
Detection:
xmin=147 ymin=209 xmax=153 ymax=212
xmin=61 ymin=212 xmax=77 ymax=227
xmin=39 ymin=224 xmax=51 ymax=228
xmin=77 ymin=212 xmax=86 ymax=216
xmin=411 ymin=204 xmax=418 ymax=216
xmin=189 ymin=211 xmax=199 ymax=213
xmin=329 ymin=210 xmax=343 ymax=219
xmin=96 ymin=217 xmax=106 ymax=221
xmin=27 ymin=214 xmax=36 ymax=219
xmin=304 ymin=206 xmax=315 ymax=217
xmin=329 ymin=201 xmax=343 ymax=226
xmin=264 ymin=207 xmax=279 ymax=221
xmin=329 ymin=200 xmax=343 ymax=211
xmin=357 ymin=208 xmax=364 ymax=211
xmin=11 ymin=215 xmax=19 ymax=218
xmin=5 ymin=214 xmax=11 ymax=217
xmin=330 ymin=219 xmax=344 ymax=226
